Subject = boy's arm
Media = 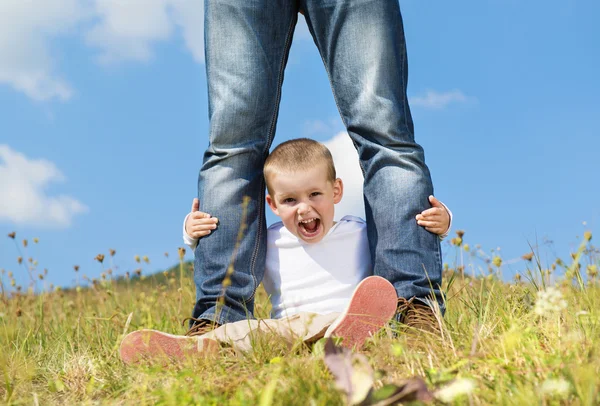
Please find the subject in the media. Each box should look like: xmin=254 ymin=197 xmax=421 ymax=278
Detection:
xmin=416 ymin=195 xmax=453 ymax=240
xmin=183 ymin=212 xmax=199 ymax=250
xmin=182 ymin=198 xmax=219 ymax=250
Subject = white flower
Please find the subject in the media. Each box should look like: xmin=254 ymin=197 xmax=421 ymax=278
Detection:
xmin=0 ymin=312 xmax=5 ymax=319
xmin=540 ymin=378 xmax=570 ymax=398
xmin=436 ymin=378 xmax=476 ymax=403
xmin=534 ymin=286 xmax=567 ymax=316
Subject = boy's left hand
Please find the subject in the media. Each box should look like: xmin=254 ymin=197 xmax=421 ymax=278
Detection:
xmin=416 ymin=195 xmax=450 ymax=235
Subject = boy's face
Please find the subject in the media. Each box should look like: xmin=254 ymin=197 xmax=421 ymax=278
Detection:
xmin=266 ymin=163 xmax=343 ymax=244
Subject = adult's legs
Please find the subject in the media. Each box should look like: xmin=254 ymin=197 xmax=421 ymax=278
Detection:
xmin=193 ymin=0 xmax=299 ymax=325
xmin=301 ymin=0 xmax=444 ymax=310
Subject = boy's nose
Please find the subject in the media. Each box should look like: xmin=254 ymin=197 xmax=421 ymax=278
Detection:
xmin=297 ymin=203 xmax=310 ymax=215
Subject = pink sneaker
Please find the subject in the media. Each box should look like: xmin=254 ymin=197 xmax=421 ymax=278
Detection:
xmin=119 ymin=329 xmax=220 ymax=365
xmin=324 ymin=276 xmax=397 ymax=349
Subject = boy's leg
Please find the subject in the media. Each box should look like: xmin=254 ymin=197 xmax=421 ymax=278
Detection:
xmin=301 ymin=0 xmax=444 ymax=321
xmin=192 ymin=1 xmax=300 ymax=326
xmin=119 ymin=329 xmax=219 ymax=365
xmin=325 ymin=276 xmax=398 ymax=349
xmin=203 ymin=313 xmax=340 ymax=352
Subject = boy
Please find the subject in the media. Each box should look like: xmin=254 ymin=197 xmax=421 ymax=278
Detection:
xmin=120 ymin=139 xmax=450 ymax=364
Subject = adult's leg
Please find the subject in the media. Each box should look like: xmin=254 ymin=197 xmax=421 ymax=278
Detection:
xmin=194 ymin=0 xmax=299 ymax=325
xmin=302 ymin=0 xmax=444 ymax=311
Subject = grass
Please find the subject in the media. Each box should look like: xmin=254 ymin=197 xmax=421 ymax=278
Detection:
xmin=1 ymin=231 xmax=599 ymax=405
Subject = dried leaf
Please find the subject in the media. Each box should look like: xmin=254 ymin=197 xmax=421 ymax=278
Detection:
xmin=370 ymin=377 xmax=434 ymax=405
xmin=323 ymin=338 xmax=374 ymax=405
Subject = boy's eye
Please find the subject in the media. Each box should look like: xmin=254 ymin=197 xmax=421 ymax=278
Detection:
xmin=282 ymin=197 xmax=295 ymax=203
xmin=310 ymin=192 xmax=321 ymax=197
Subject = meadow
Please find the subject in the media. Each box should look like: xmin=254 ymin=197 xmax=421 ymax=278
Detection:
xmin=1 ymin=230 xmax=598 ymax=405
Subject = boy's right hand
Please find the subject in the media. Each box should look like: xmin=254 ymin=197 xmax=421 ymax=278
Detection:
xmin=185 ymin=198 xmax=218 ymax=238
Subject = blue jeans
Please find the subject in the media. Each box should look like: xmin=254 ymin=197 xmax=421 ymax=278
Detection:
xmin=193 ymin=0 xmax=443 ymax=324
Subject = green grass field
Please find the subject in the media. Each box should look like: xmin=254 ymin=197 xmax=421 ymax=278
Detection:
xmin=1 ymin=232 xmax=599 ymax=405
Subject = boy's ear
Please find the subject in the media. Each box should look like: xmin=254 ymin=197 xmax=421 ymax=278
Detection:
xmin=266 ymin=194 xmax=279 ymax=215
xmin=333 ymin=178 xmax=344 ymax=204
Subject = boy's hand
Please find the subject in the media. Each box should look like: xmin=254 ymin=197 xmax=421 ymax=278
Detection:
xmin=416 ymin=196 xmax=450 ymax=235
xmin=185 ymin=198 xmax=218 ymax=238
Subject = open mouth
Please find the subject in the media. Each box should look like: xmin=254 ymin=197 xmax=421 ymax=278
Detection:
xmin=298 ymin=218 xmax=321 ymax=239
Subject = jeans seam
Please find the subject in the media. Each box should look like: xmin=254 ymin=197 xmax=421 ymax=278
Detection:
xmin=245 ymin=12 xmax=298 ymax=305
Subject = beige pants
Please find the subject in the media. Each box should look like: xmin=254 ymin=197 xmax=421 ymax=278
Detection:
xmin=200 ymin=312 xmax=341 ymax=352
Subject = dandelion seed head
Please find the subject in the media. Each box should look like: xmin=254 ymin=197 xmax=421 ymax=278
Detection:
xmin=534 ymin=286 xmax=567 ymax=316
xmin=436 ymin=378 xmax=475 ymax=403
xmin=540 ymin=378 xmax=570 ymax=398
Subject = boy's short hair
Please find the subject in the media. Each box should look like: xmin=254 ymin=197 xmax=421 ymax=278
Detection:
xmin=264 ymin=138 xmax=336 ymax=195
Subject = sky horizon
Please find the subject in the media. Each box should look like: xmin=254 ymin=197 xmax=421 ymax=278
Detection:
xmin=1 ymin=0 xmax=598 ymax=292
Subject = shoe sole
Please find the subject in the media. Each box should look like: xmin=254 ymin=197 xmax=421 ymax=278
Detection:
xmin=119 ymin=329 xmax=220 ymax=365
xmin=324 ymin=276 xmax=397 ymax=349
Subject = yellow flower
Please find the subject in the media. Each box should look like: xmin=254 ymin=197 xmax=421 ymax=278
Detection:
xmin=492 ymin=256 xmax=502 ymax=267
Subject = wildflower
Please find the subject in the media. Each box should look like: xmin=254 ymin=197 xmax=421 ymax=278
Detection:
xmin=584 ymin=231 xmax=592 ymax=241
xmin=435 ymin=378 xmax=475 ymax=403
xmin=492 ymin=256 xmax=502 ymax=267
xmin=534 ymin=287 xmax=567 ymax=316
xmin=134 ymin=255 xmax=140 ymax=263
xmin=451 ymin=237 xmax=462 ymax=246
xmin=164 ymin=252 xmax=169 ymax=258
xmin=587 ymin=265 xmax=598 ymax=278
xmin=391 ymin=343 xmax=403 ymax=356
xmin=134 ymin=268 xmax=142 ymax=276
xmin=8 ymin=271 xmax=13 ymax=278
xmin=142 ymin=256 xmax=149 ymax=264
xmin=23 ymin=239 xmax=28 ymax=247
xmin=109 ymin=249 xmax=116 ymax=257
xmin=178 ymin=247 xmax=186 ymax=260
xmin=456 ymin=230 xmax=465 ymax=238
xmin=540 ymin=378 xmax=570 ymax=398
xmin=8 ymin=232 xmax=15 ymax=239
xmin=17 ymin=257 xmax=22 ymax=265
xmin=463 ymin=244 xmax=470 ymax=252
xmin=521 ymin=252 xmax=534 ymax=261
xmin=514 ymin=273 xmax=521 ymax=282
xmin=33 ymin=238 xmax=39 ymax=243
xmin=74 ymin=265 xmax=79 ymax=272
xmin=95 ymin=254 xmax=105 ymax=263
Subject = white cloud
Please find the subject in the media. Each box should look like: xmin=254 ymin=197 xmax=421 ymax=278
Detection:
xmin=0 ymin=0 xmax=87 ymax=101
xmin=0 ymin=0 xmax=205 ymax=99
xmin=169 ymin=0 xmax=205 ymax=63
xmin=304 ymin=117 xmax=344 ymax=137
xmin=323 ymin=132 xmax=365 ymax=220
xmin=85 ymin=0 xmax=175 ymax=64
xmin=0 ymin=145 xmax=88 ymax=227
xmin=410 ymin=89 xmax=473 ymax=109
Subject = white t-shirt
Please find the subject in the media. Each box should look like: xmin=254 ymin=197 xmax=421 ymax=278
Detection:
xmin=263 ymin=216 xmax=370 ymax=318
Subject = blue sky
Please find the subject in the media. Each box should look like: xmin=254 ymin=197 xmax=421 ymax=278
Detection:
xmin=1 ymin=0 xmax=598 ymax=291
